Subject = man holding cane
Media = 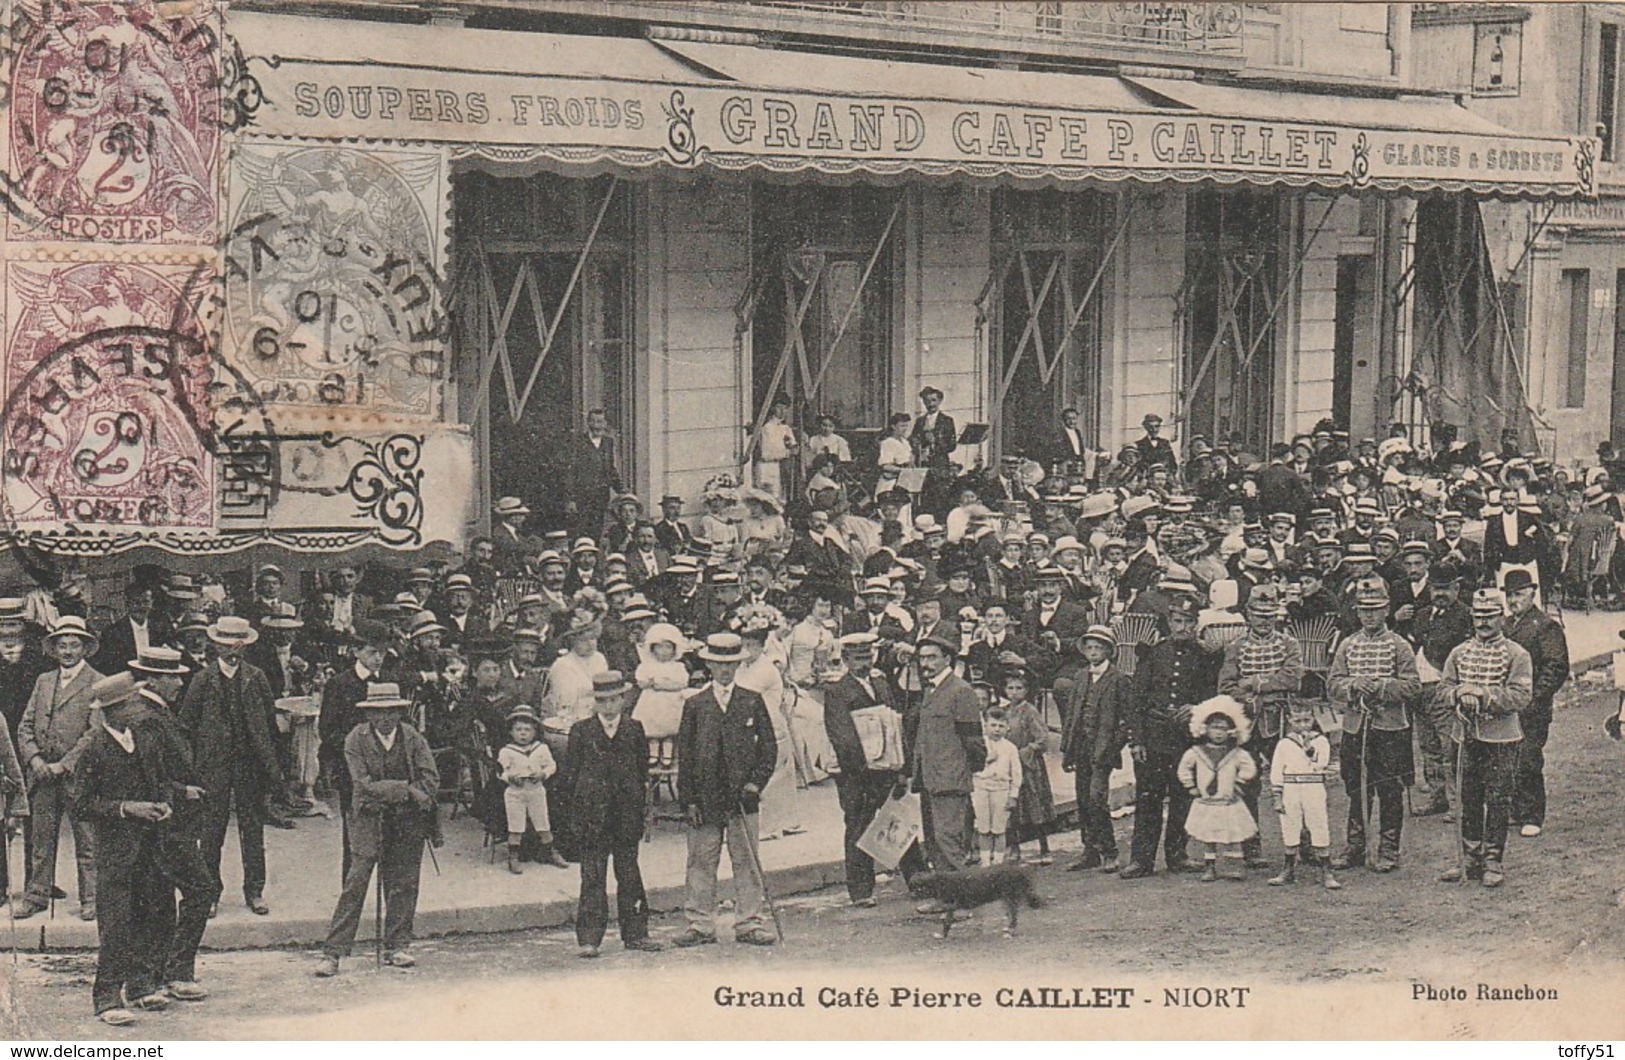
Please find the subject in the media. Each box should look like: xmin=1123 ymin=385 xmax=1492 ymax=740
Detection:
xmin=672 ymin=633 xmax=778 ymax=948
xmin=1438 ymin=590 xmax=1533 ymax=888
xmin=315 ymin=683 xmax=438 ymax=976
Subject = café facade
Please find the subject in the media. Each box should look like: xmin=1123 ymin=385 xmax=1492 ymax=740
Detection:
xmin=0 ymin=3 xmax=1598 ymax=555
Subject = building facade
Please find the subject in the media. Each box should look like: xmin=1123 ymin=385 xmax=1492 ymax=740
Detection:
xmin=1414 ymin=3 xmax=1625 ymax=464
xmin=0 ymin=1 xmax=1595 ymax=557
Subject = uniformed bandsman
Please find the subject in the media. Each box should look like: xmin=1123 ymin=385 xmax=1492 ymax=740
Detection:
xmin=1121 ymin=596 xmax=1219 ymax=878
xmin=1328 ymin=578 xmax=1421 ymax=873
xmin=1216 ymin=586 xmax=1302 ymax=868
xmin=1437 ymin=589 xmax=1534 ymax=888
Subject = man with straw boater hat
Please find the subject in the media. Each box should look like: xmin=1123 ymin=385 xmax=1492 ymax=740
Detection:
xmin=127 ymin=646 xmax=217 ymax=1005
xmin=179 ymin=615 xmax=282 ymax=917
xmin=15 ymin=615 xmax=106 ymax=920
xmin=315 ymin=682 xmax=438 ymax=977
xmin=1328 ymin=577 xmax=1421 ymax=874
xmin=1438 ymin=588 xmax=1534 ymax=888
xmin=673 ymin=632 xmax=779 ymax=949
xmin=72 ymin=672 xmax=174 ymax=1026
xmin=561 ymin=670 xmax=666 ymax=958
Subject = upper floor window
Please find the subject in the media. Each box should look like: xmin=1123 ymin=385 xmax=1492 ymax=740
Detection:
xmin=1599 ymin=21 xmax=1620 ymax=162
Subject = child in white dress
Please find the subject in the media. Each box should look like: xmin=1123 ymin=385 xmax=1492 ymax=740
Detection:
xmin=1178 ymin=695 xmax=1258 ymax=882
xmin=1269 ymin=704 xmax=1341 ymax=890
xmin=972 ymin=709 xmax=1024 ymax=868
xmin=633 ymin=623 xmax=690 ymax=739
xmin=498 ymin=706 xmax=567 ymax=873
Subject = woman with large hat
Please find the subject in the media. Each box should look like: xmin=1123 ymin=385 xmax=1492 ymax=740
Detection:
xmin=543 ymin=609 xmax=609 ymax=730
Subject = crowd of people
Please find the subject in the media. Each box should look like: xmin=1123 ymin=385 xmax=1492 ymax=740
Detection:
xmin=0 ymin=391 xmax=1614 ymax=1026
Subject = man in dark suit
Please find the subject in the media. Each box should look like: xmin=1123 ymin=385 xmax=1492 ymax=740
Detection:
xmin=624 ymin=523 xmax=670 ymax=588
xmin=1055 ymin=406 xmax=1088 ymax=466
xmin=1502 ymin=569 xmax=1568 ymax=837
xmin=910 ymin=386 xmax=958 ymax=515
xmin=672 ymin=633 xmax=778 ymax=948
xmin=1122 ymin=597 xmax=1216 ymax=878
xmin=490 ymin=497 xmax=539 ymax=576
xmin=1022 ymin=568 xmax=1091 ymax=696
xmin=93 ymin=581 xmax=174 ymax=675
xmin=561 ymin=671 xmax=665 ymax=957
xmin=1063 ymin=625 xmax=1132 ymax=872
xmin=653 ymin=495 xmax=693 ymax=555
xmin=71 ymin=673 xmax=173 ymax=1026
xmin=566 ymin=408 xmax=624 ymax=540
xmin=1256 ymin=443 xmax=1311 ymax=525
xmin=824 ymin=633 xmax=919 ymax=906
xmin=964 ymin=601 xmax=1034 ymax=691
xmin=1483 ymin=495 xmax=1546 ymax=593
xmin=180 ymin=616 xmax=283 ymax=916
xmin=1134 ymin=413 xmax=1178 ymax=474
xmin=437 ymin=573 xmax=486 ymax=652
xmin=906 ymin=633 xmax=985 ymax=911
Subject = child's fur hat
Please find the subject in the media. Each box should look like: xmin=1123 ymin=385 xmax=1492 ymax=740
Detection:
xmin=1189 ymin=694 xmax=1252 ymax=744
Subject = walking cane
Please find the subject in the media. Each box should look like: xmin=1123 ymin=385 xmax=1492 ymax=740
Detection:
xmin=1454 ymin=696 xmax=1472 ymax=887
xmin=736 ymin=800 xmax=784 ymax=944
xmin=374 ymin=813 xmax=384 ymax=970
xmin=1357 ymin=693 xmax=1374 ymax=867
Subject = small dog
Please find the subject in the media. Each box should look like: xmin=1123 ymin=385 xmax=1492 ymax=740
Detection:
xmin=911 ymin=864 xmax=1044 ymax=939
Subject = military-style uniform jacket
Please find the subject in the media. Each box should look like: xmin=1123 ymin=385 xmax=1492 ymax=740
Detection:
xmin=1439 ymin=635 xmax=1534 ymax=744
xmin=1128 ymin=636 xmax=1221 ymax=757
xmin=1328 ymin=627 xmax=1422 ymax=733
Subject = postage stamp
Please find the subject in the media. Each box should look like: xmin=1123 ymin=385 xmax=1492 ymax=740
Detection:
xmin=223 ymin=142 xmax=449 ymax=421
xmin=0 ymin=256 xmax=277 ymax=540
xmin=5 ymin=0 xmax=223 ymax=244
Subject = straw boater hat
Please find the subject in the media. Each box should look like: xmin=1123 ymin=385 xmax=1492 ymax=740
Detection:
xmin=261 ymin=602 xmax=304 ymax=631
xmin=358 ymin=682 xmax=412 ymax=709
xmin=46 ymin=614 xmax=100 ymax=655
xmin=407 ymin=567 xmax=434 ymax=585
xmin=164 ymin=574 xmax=200 ymax=601
xmin=207 ymin=615 xmax=258 ymax=647
xmin=0 ymin=598 xmax=25 ymax=633
xmin=536 ymin=550 xmax=567 ymax=570
xmin=593 ymin=670 xmax=632 ymax=698
xmin=90 ymin=672 xmax=145 ymax=711
xmin=494 ymin=496 xmax=530 ymax=517
xmin=445 ymin=573 xmax=474 ymax=592
xmin=621 ymin=603 xmax=659 ymax=623
xmin=406 ymin=610 xmax=447 ymax=639
xmin=1081 ymin=624 xmax=1117 ymax=651
xmin=505 ymin=704 xmax=542 ymax=727
xmin=571 ymin=537 xmax=600 ymax=556
xmin=698 ymin=632 xmax=746 ymax=663
xmin=129 ymin=646 xmax=190 ymax=676
xmin=1189 ymin=694 xmax=1252 ymax=744
xmin=860 ymin=576 xmax=892 ymax=597
xmin=838 ymin=631 xmax=879 ymax=653
xmin=1079 ymin=490 xmax=1118 ymax=520
xmin=1470 ymin=588 xmax=1507 ymax=618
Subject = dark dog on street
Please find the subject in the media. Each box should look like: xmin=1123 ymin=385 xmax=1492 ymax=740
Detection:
xmin=911 ymin=864 xmax=1045 ymax=939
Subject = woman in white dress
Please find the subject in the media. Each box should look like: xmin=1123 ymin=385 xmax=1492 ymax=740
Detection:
xmin=783 ymin=589 xmax=839 ymax=784
xmin=735 ymin=616 xmax=803 ymax=840
xmin=543 ymin=612 xmax=608 ymax=729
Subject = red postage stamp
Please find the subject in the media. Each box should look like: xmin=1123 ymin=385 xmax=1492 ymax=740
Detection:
xmin=1 ymin=258 xmax=221 ymax=530
xmin=7 ymin=0 xmax=222 ymax=244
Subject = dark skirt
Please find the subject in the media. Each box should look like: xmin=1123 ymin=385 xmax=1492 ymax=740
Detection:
xmin=1015 ymin=747 xmax=1057 ymax=827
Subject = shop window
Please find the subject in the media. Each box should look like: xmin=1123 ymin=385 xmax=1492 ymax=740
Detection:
xmin=1564 ymin=268 xmax=1590 ymax=408
xmin=454 ymin=171 xmax=636 ymax=528
xmin=749 ymin=184 xmax=900 ymax=442
xmin=1180 ymin=189 xmax=1282 ymax=453
xmin=989 ymin=188 xmax=1112 ymax=461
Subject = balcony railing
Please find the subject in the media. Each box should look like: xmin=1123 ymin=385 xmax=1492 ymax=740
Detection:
xmin=637 ymin=1 xmax=1247 ymax=58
